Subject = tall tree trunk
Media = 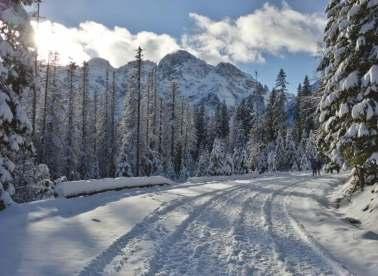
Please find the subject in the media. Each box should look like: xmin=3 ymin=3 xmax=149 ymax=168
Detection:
xmin=159 ymin=97 xmax=163 ymax=155
xmin=171 ymin=82 xmax=177 ymax=159
xmin=31 ymin=1 xmax=41 ymax=138
xmin=41 ymin=57 xmax=50 ymax=163
xmin=66 ymin=63 xmax=76 ymax=178
xmin=136 ymin=47 xmax=143 ymax=176
xmin=152 ymin=68 xmax=158 ymax=138
xmin=110 ymin=71 xmax=116 ymax=176
xmin=146 ymin=72 xmax=152 ymax=148
xmin=80 ymin=62 xmax=89 ymax=178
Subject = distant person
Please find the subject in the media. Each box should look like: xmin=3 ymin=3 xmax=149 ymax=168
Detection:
xmin=316 ymin=159 xmax=323 ymax=176
xmin=310 ymin=158 xmax=317 ymax=176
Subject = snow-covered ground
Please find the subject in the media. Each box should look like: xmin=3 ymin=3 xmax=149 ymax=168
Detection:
xmin=1 ymin=173 xmax=377 ymax=275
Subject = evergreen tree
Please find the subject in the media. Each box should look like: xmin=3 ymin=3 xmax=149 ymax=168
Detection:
xmin=273 ymin=69 xmax=288 ymax=137
xmin=285 ymin=129 xmax=298 ymax=170
xmin=79 ymin=61 xmax=89 ymax=178
xmin=44 ymin=53 xmax=66 ymax=178
xmin=98 ymin=67 xmax=112 ymax=177
xmin=264 ymin=89 xmax=277 ymax=142
xmin=232 ymin=120 xmax=249 ymax=174
xmin=293 ymin=83 xmax=302 ymax=142
xmin=195 ymin=148 xmax=210 ymax=176
xmin=116 ymin=78 xmax=137 ymax=177
xmin=224 ymin=154 xmax=234 ymax=176
xmin=65 ymin=62 xmax=79 ymax=179
xmin=318 ymin=0 xmax=378 ymax=188
xmin=194 ymin=104 xmax=207 ymax=160
xmin=135 ymin=47 xmax=143 ymax=176
xmin=109 ymin=71 xmax=117 ymax=176
xmin=298 ymin=76 xmax=314 ymax=139
xmin=274 ymin=131 xmax=287 ymax=170
xmin=215 ymin=101 xmax=229 ymax=139
xmin=0 ymin=0 xmax=43 ymax=208
xmin=208 ymin=138 xmax=226 ymax=176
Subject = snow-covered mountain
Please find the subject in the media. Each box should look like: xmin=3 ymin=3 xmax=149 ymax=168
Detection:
xmin=157 ymin=50 xmax=259 ymax=106
xmin=48 ymin=50 xmax=260 ymax=113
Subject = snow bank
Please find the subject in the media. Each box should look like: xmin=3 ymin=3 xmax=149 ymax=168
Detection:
xmin=56 ymin=176 xmax=176 ymax=198
xmin=341 ymin=184 xmax=378 ymax=232
xmin=329 ymin=176 xmax=378 ymax=232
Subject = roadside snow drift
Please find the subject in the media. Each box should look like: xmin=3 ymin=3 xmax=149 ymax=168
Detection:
xmin=55 ymin=176 xmax=175 ymax=198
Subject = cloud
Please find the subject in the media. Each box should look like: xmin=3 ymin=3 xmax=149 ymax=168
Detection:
xmin=32 ymin=2 xmax=325 ymax=67
xmin=33 ymin=20 xmax=180 ymax=67
xmin=183 ymin=3 xmax=326 ymax=65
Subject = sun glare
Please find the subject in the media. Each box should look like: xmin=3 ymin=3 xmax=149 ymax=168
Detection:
xmin=32 ymin=20 xmax=88 ymax=65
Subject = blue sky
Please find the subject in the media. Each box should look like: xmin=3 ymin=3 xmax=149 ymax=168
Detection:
xmin=38 ymin=0 xmax=328 ymax=93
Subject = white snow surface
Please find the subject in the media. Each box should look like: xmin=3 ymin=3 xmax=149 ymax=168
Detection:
xmin=340 ymin=71 xmax=359 ymax=90
xmin=362 ymin=65 xmax=378 ymax=87
xmin=368 ymin=0 xmax=378 ymax=8
xmin=1 ymin=173 xmax=378 ymax=276
xmin=55 ymin=176 xmax=175 ymax=197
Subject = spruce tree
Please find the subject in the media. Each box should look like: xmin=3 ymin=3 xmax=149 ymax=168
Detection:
xmin=194 ymin=104 xmax=207 ymax=160
xmin=79 ymin=61 xmax=89 ymax=178
xmin=0 ymin=0 xmax=39 ymax=207
xmin=298 ymin=76 xmax=314 ymax=139
xmin=318 ymin=0 xmax=378 ymax=188
xmin=65 ymin=62 xmax=78 ymax=179
xmin=208 ymin=138 xmax=226 ymax=176
xmin=195 ymin=148 xmax=210 ymax=176
xmin=215 ymin=101 xmax=229 ymax=139
xmin=273 ymin=69 xmax=288 ymax=137
xmin=117 ymin=76 xmax=138 ymax=177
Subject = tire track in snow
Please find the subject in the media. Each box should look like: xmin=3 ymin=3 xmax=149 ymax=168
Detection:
xmin=80 ymin=176 xmax=351 ymax=276
xmin=283 ymin=184 xmax=352 ymax=276
xmin=148 ymin=185 xmax=252 ymax=275
xmin=264 ymin=178 xmax=349 ymax=276
xmin=79 ymin=182 xmax=247 ymax=276
xmin=150 ymin=180 xmax=292 ymax=276
xmin=228 ymin=187 xmax=285 ymax=276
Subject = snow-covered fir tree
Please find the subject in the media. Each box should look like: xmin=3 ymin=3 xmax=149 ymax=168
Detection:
xmin=116 ymin=73 xmax=138 ymax=177
xmin=318 ymin=0 xmax=378 ymax=189
xmin=0 ymin=0 xmax=50 ymax=208
xmin=208 ymin=138 xmax=227 ymax=176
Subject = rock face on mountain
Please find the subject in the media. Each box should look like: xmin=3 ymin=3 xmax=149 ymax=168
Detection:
xmin=157 ymin=50 xmax=258 ymax=106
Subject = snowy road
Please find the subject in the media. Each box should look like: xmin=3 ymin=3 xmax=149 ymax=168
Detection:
xmin=78 ymin=175 xmax=351 ymax=276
